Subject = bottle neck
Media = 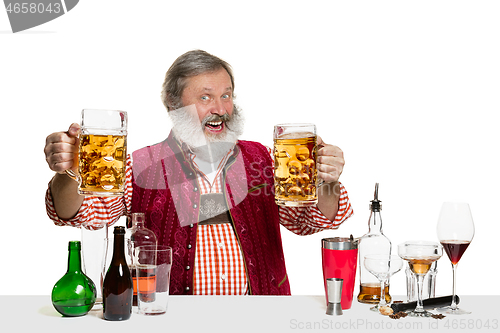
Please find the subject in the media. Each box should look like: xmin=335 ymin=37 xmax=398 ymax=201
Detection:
xmin=67 ymin=248 xmax=83 ymax=273
xmin=133 ymin=221 xmax=145 ymax=229
xmin=368 ymin=210 xmax=383 ymax=234
xmin=112 ymin=232 xmax=126 ymax=262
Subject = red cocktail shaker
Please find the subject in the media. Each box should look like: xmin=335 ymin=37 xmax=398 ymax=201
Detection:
xmin=322 ymin=237 xmax=358 ymax=309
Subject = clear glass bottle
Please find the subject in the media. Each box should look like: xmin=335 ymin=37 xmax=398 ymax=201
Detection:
xmin=51 ymin=241 xmax=96 ymax=317
xmin=103 ymin=226 xmax=133 ymax=321
xmin=357 ymin=183 xmax=392 ymax=304
xmin=129 ymin=213 xmax=157 ymax=248
xmin=128 ymin=212 xmax=157 ymax=306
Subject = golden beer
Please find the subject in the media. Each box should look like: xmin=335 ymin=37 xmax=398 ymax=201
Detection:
xmin=78 ymin=134 xmax=127 ymax=196
xmin=274 ymin=132 xmax=318 ymax=206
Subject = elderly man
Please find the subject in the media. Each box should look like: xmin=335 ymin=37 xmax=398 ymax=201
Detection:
xmin=44 ymin=50 xmax=353 ymax=295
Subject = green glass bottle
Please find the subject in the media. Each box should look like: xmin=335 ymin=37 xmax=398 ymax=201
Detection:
xmin=52 ymin=241 xmax=97 ymax=316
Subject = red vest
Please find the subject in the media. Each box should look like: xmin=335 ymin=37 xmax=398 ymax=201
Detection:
xmin=131 ymin=132 xmax=291 ymax=295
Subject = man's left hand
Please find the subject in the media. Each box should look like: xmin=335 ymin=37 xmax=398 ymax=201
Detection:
xmin=317 ymin=136 xmax=344 ymax=184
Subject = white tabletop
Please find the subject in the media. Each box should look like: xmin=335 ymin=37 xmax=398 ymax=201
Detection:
xmin=1 ymin=295 xmax=498 ymax=332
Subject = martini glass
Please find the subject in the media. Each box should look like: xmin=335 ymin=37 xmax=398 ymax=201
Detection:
xmin=398 ymin=241 xmax=442 ymax=317
xmin=364 ymin=255 xmax=403 ymax=312
xmin=436 ymin=202 xmax=475 ymax=315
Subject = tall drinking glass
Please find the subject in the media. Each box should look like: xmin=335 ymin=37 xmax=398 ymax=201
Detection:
xmin=66 ymin=109 xmax=127 ymax=196
xmin=436 ymin=202 xmax=475 ymax=315
xmin=398 ymin=241 xmax=442 ymax=317
xmin=273 ymin=123 xmax=319 ymax=207
xmin=80 ymin=221 xmax=108 ymax=307
xmin=135 ymin=245 xmax=172 ymax=315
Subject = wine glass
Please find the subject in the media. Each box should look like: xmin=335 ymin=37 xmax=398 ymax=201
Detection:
xmin=436 ymin=202 xmax=475 ymax=315
xmin=398 ymin=241 xmax=442 ymax=317
xmin=364 ymin=255 xmax=403 ymax=312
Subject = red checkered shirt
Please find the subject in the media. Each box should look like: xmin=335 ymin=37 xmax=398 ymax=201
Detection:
xmin=46 ymin=145 xmax=353 ymax=295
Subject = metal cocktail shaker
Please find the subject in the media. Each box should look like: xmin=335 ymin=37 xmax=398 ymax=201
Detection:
xmin=322 ymin=237 xmax=358 ymax=309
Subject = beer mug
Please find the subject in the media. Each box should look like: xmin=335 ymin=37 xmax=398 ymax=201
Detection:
xmin=273 ymin=123 xmax=319 ymax=207
xmin=66 ymin=109 xmax=128 ymax=196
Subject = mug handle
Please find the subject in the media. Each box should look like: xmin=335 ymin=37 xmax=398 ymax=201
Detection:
xmin=65 ymin=169 xmax=79 ymax=182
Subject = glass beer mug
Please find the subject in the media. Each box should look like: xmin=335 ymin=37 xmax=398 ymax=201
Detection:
xmin=273 ymin=123 xmax=320 ymax=207
xmin=66 ymin=109 xmax=128 ymax=196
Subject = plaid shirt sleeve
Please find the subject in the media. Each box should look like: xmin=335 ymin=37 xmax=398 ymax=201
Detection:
xmin=45 ymin=155 xmax=133 ymax=229
xmin=279 ymin=182 xmax=353 ymax=235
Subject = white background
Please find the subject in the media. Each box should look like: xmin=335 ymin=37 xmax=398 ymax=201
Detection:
xmin=1 ymin=0 xmax=499 ymax=297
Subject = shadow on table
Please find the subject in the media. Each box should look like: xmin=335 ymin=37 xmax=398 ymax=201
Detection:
xmin=38 ymin=304 xmax=103 ymax=319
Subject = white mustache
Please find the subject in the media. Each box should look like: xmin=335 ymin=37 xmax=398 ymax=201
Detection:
xmin=201 ymin=113 xmax=231 ymax=127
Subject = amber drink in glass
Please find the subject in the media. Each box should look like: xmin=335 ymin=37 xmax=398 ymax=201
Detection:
xmin=273 ymin=123 xmax=319 ymax=207
xmin=398 ymin=241 xmax=442 ymax=317
xmin=66 ymin=109 xmax=127 ymax=196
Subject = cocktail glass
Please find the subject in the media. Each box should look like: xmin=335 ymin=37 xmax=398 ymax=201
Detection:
xmin=398 ymin=241 xmax=442 ymax=317
xmin=364 ymin=255 xmax=402 ymax=312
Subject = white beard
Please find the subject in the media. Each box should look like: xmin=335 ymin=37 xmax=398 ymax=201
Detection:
xmin=168 ymin=104 xmax=244 ymax=163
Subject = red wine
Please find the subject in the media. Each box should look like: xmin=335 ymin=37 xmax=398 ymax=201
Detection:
xmin=440 ymin=240 xmax=470 ymax=265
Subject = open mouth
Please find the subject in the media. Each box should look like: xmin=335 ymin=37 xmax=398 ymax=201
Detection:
xmin=205 ymin=121 xmax=224 ymax=133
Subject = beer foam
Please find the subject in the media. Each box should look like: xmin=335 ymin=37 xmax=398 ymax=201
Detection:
xmin=279 ymin=131 xmax=316 ymax=139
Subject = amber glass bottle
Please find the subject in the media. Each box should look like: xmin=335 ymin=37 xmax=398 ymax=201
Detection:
xmin=103 ymin=226 xmax=133 ymax=321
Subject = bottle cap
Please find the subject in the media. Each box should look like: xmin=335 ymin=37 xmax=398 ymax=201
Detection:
xmin=113 ymin=226 xmax=126 ymax=235
xmin=132 ymin=212 xmax=145 ymax=224
xmin=68 ymin=240 xmax=81 ymax=250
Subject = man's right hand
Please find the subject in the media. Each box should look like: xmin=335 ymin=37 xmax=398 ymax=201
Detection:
xmin=44 ymin=123 xmax=80 ymax=174
xmin=45 ymin=123 xmax=85 ymax=220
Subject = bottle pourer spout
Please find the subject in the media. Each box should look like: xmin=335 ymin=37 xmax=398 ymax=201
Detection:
xmin=370 ymin=183 xmax=381 ymax=212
